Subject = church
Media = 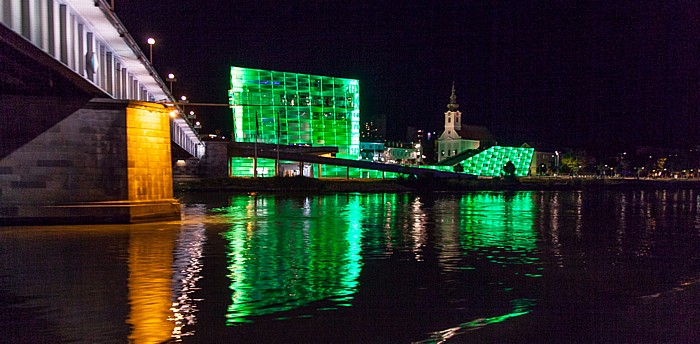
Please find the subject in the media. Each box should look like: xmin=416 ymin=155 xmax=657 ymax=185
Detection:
xmin=436 ymin=84 xmax=495 ymax=163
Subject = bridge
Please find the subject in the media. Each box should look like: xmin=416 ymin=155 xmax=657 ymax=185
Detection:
xmin=1 ymin=0 xmax=203 ymax=224
xmin=227 ymin=142 xmax=476 ymax=179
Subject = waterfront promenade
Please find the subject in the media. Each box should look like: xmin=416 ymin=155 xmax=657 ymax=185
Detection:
xmin=175 ymin=176 xmax=700 ymax=194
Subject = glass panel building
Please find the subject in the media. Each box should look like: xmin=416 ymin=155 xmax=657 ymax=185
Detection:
xmin=229 ymin=67 xmax=360 ymax=157
xmin=461 ymin=146 xmax=534 ymax=177
xmin=229 ymin=67 xmax=361 ymax=178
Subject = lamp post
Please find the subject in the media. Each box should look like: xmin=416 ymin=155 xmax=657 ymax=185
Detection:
xmin=147 ymin=38 xmax=155 ymax=63
xmin=276 ymin=112 xmax=281 ymax=177
xmin=253 ymin=111 xmax=259 ymax=178
xmin=180 ymin=95 xmax=188 ymax=113
xmin=166 ymin=73 xmax=176 ymax=93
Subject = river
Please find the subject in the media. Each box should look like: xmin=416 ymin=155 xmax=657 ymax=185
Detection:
xmin=1 ymin=190 xmax=699 ymax=343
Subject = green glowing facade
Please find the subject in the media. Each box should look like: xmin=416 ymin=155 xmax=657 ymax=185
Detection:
xmin=460 ymin=146 xmax=534 ymax=177
xmin=229 ymin=67 xmax=360 ymax=177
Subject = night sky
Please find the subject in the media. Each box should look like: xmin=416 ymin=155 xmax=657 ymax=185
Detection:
xmin=115 ymin=1 xmax=699 ymax=157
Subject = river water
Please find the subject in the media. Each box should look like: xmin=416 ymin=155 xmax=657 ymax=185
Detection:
xmin=1 ymin=190 xmax=699 ymax=343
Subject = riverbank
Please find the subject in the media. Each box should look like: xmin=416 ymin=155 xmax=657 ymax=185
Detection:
xmin=174 ymin=176 xmax=700 ymax=193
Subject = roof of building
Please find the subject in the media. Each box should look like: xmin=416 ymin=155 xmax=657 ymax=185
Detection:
xmin=455 ymin=125 xmax=495 ymax=142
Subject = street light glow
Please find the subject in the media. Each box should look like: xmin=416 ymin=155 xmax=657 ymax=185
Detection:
xmin=147 ymin=38 xmax=155 ymax=63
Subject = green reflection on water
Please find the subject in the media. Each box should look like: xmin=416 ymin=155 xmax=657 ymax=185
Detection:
xmin=459 ymin=193 xmax=537 ymax=262
xmin=217 ymin=195 xmax=363 ymax=324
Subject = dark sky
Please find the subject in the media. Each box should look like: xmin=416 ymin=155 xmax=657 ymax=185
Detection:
xmin=115 ymin=1 xmax=699 ymax=157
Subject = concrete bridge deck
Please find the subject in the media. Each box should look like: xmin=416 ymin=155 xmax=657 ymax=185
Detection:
xmin=228 ymin=142 xmax=477 ymax=179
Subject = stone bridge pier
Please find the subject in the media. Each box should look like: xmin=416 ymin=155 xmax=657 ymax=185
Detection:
xmin=0 ymin=98 xmax=180 ymax=225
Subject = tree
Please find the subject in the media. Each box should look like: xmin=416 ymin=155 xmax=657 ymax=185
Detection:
xmin=503 ymin=161 xmax=516 ymax=176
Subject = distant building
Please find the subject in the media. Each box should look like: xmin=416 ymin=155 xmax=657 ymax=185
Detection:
xmin=530 ymin=150 xmax=557 ymax=176
xmin=360 ymin=141 xmax=385 ymax=162
xmin=436 ymin=83 xmax=495 ymax=162
xmin=361 ymin=114 xmax=386 ymax=141
xmin=383 ymin=141 xmax=421 ymax=165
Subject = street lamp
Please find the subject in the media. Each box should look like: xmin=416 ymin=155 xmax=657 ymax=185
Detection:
xmin=166 ymin=73 xmax=176 ymax=93
xmin=147 ymin=38 xmax=155 ymax=63
xmin=180 ymin=95 xmax=188 ymax=113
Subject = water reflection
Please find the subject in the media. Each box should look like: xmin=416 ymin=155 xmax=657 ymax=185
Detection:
xmin=0 ymin=226 xmax=131 ymax=343
xmin=0 ymin=190 xmax=698 ymax=342
xmin=127 ymin=226 xmax=177 ymax=343
xmin=169 ymin=222 xmax=206 ymax=340
xmin=215 ymin=195 xmax=363 ymax=324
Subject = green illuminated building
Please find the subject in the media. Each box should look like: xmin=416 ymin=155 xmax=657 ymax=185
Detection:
xmin=227 ymin=68 xmax=534 ymax=178
xmin=228 ymin=67 xmax=360 ymax=177
xmin=229 ymin=66 xmax=359 ymax=152
xmin=460 ymin=146 xmax=535 ymax=177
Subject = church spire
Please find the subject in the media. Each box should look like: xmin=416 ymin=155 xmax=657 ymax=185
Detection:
xmin=447 ymin=81 xmax=459 ymax=111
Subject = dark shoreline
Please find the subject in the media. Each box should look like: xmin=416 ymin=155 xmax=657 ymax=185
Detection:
xmin=174 ymin=176 xmax=700 ymax=194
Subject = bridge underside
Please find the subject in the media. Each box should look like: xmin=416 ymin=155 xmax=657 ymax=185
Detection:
xmin=0 ymin=23 xmax=108 ymax=160
xmin=0 ymin=25 xmax=188 ymax=225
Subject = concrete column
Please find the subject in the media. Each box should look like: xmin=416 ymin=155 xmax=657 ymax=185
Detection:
xmin=121 ymin=68 xmax=127 ymax=99
xmin=105 ymin=51 xmax=113 ymax=95
xmin=19 ymin=0 xmax=29 ymax=39
xmin=77 ymin=22 xmax=84 ymax=76
xmin=9 ymin=0 xmax=21 ymax=32
xmin=58 ymin=3 xmax=67 ymax=64
xmin=85 ymin=31 xmax=94 ymax=81
xmin=0 ymin=99 xmax=180 ymax=224
xmin=68 ymin=13 xmax=76 ymax=70
xmin=128 ymin=74 xmax=134 ymax=98
xmin=114 ymin=62 xmax=121 ymax=98
xmin=28 ymin=0 xmax=40 ymax=46
xmin=99 ymin=44 xmax=106 ymax=88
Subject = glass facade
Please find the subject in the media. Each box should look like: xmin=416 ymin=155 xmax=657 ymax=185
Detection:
xmin=460 ymin=146 xmax=535 ymax=177
xmin=229 ymin=67 xmax=360 ymax=158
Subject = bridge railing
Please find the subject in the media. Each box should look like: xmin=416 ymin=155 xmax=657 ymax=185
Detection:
xmin=0 ymin=0 xmax=204 ymax=158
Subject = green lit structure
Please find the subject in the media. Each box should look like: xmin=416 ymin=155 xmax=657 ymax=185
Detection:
xmin=460 ymin=146 xmax=534 ymax=177
xmin=229 ymin=66 xmax=360 ymax=177
xmin=228 ymin=68 xmax=534 ymax=178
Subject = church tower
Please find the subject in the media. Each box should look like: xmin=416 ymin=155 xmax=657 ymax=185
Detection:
xmin=439 ymin=82 xmax=462 ymax=140
xmin=436 ymin=82 xmax=481 ymax=162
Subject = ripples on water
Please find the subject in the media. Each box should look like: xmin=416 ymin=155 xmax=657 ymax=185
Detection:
xmin=0 ymin=190 xmax=699 ymax=342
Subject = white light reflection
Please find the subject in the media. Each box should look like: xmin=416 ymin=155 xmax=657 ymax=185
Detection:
xmin=411 ymin=197 xmax=428 ymax=261
xmin=168 ymin=222 xmax=207 ymax=340
xmin=549 ymin=193 xmax=563 ymax=267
